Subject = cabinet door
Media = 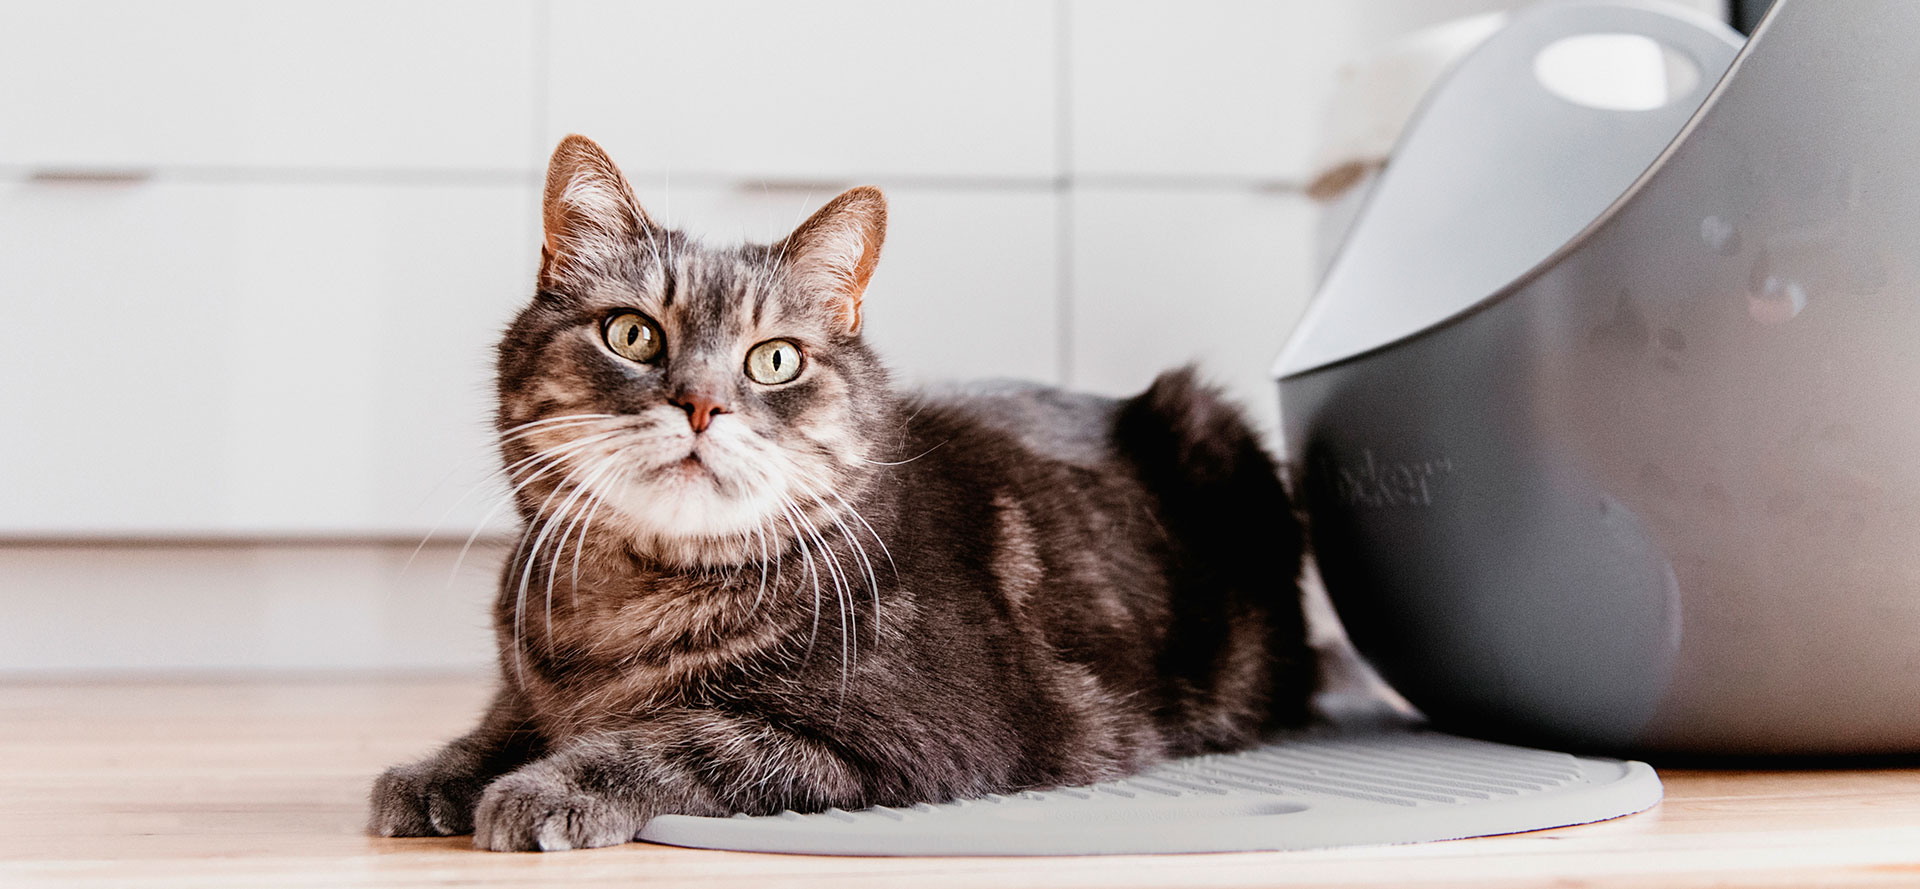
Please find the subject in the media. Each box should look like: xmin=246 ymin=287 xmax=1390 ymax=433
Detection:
xmin=615 ymin=178 xmax=1062 ymax=386
xmin=546 ymin=1 xmax=1058 ymax=180
xmin=0 ymin=1 xmax=537 ymax=172
xmin=1069 ymin=188 xmax=1314 ymax=439
xmin=0 ymin=180 xmax=538 ymax=536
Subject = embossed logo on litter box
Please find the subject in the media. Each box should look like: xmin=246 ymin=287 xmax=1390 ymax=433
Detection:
xmin=1323 ymin=450 xmax=1455 ymax=509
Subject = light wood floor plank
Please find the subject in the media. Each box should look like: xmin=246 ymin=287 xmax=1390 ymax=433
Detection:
xmin=4 ymin=677 xmax=1919 ymax=888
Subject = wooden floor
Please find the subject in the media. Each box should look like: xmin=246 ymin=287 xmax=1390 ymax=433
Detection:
xmin=6 ymin=677 xmax=1920 ymax=888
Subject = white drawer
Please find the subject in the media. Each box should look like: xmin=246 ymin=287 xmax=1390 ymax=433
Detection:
xmin=1068 ymin=188 xmax=1314 ymax=439
xmin=546 ymin=1 xmax=1058 ymax=180
xmin=0 ymin=180 xmax=538 ymax=536
xmin=0 ymin=1 xmax=537 ymax=172
xmin=619 ymin=178 xmax=1062 ymax=387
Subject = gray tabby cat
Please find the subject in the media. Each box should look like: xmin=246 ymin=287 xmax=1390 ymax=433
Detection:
xmin=370 ymin=135 xmax=1316 ymax=851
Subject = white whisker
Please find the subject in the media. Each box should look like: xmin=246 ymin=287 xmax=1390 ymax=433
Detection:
xmin=541 ymin=453 xmax=620 ymax=642
xmin=512 ymin=452 xmax=605 ymax=685
xmin=401 ymin=416 xmax=620 ymax=577
xmin=785 ymin=494 xmax=853 ymax=709
xmin=815 ymin=493 xmax=881 ymax=652
xmin=498 ymin=412 xmax=617 ymax=439
xmin=444 ymin=430 xmax=626 ymax=588
xmin=776 ymin=501 xmax=823 ymax=664
xmin=826 ymin=488 xmax=897 ymax=579
xmin=863 ymin=440 xmax=949 ymax=466
xmin=749 ymin=519 xmax=771 ymax=616
xmin=570 ymin=449 xmax=630 ymax=604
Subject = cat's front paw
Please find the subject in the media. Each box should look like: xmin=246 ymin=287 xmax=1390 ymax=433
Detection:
xmin=472 ymin=770 xmax=638 ymax=852
xmin=369 ymin=761 xmax=487 ymax=837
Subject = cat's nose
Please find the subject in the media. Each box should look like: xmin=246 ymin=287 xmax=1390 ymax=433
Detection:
xmin=670 ymin=392 xmax=730 ymax=434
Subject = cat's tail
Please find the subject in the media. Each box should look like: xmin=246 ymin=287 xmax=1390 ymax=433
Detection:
xmin=1116 ymin=367 xmax=1280 ymax=493
xmin=1113 ymin=366 xmax=1317 ymax=731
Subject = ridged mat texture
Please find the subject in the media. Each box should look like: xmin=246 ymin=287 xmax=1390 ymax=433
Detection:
xmin=639 ymin=729 xmax=1662 ymax=855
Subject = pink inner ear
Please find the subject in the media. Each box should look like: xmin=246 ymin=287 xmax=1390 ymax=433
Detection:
xmin=842 ymin=293 xmax=865 ymax=334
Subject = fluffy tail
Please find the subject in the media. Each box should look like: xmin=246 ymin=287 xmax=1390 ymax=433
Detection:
xmin=1114 ymin=367 xmax=1317 ymax=735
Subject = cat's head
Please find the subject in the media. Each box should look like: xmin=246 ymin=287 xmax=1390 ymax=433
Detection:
xmin=495 ymin=135 xmax=893 ymax=566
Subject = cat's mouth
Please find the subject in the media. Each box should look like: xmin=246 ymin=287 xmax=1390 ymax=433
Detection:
xmin=663 ymin=450 xmax=727 ymax=490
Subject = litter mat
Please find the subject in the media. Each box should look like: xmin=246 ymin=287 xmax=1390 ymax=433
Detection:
xmin=640 ymin=723 xmax=1660 ymax=856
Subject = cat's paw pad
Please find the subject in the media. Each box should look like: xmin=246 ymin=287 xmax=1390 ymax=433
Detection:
xmin=368 ymin=763 xmax=483 ymax=837
xmin=472 ymin=772 xmax=637 ymax=852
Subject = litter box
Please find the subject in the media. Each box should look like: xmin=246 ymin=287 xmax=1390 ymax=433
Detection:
xmin=1278 ymin=0 xmax=1920 ymax=755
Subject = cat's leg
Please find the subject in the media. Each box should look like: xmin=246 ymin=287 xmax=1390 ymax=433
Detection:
xmin=369 ymin=686 xmax=543 ymax=837
xmin=471 ymin=712 xmax=860 ymax=852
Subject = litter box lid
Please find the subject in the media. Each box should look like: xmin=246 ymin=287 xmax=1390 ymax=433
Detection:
xmin=1275 ymin=0 xmax=1743 ymax=379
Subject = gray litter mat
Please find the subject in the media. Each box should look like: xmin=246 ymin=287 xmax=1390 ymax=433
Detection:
xmin=639 ymin=728 xmax=1662 ymax=855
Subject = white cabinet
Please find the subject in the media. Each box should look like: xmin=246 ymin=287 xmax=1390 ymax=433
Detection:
xmin=1069 ymin=188 xmax=1315 ymax=439
xmin=546 ymin=1 xmax=1058 ymax=180
xmin=0 ymin=542 xmax=498 ymax=671
xmin=616 ymin=178 xmax=1062 ymax=386
xmin=863 ymin=189 xmax=1060 ymax=386
xmin=0 ymin=181 xmax=537 ymax=535
xmin=0 ymin=1 xmax=538 ymax=172
xmin=1071 ymin=1 xmax=1335 ymax=182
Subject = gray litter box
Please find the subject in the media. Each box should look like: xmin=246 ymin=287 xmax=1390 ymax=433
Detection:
xmin=1279 ymin=0 xmax=1920 ymax=755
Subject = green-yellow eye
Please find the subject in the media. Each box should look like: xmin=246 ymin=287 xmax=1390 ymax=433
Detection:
xmin=745 ymin=339 xmax=803 ymax=385
xmin=603 ymin=312 xmax=662 ymax=363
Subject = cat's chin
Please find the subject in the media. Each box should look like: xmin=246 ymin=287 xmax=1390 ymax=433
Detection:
xmin=597 ymin=472 xmax=790 ymax=568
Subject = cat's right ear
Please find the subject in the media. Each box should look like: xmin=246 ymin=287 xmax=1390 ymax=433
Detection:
xmin=540 ymin=134 xmax=655 ymax=287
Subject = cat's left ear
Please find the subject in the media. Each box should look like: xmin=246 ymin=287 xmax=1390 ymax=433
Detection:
xmin=776 ymin=187 xmax=887 ymax=334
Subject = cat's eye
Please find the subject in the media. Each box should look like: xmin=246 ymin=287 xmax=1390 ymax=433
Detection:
xmin=603 ymin=312 xmax=663 ymax=363
xmin=745 ymin=339 xmax=804 ymax=385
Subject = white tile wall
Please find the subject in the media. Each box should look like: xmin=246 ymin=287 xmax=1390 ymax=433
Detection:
xmin=0 ymin=1 xmax=538 ymax=172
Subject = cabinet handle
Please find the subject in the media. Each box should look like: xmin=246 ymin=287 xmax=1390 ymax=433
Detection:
xmin=28 ymin=168 xmax=155 ymax=184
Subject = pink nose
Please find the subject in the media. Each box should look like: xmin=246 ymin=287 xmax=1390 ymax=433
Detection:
xmin=671 ymin=393 xmax=729 ymax=433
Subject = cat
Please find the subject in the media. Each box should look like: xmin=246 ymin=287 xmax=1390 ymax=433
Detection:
xmin=369 ymin=134 xmax=1316 ymax=852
